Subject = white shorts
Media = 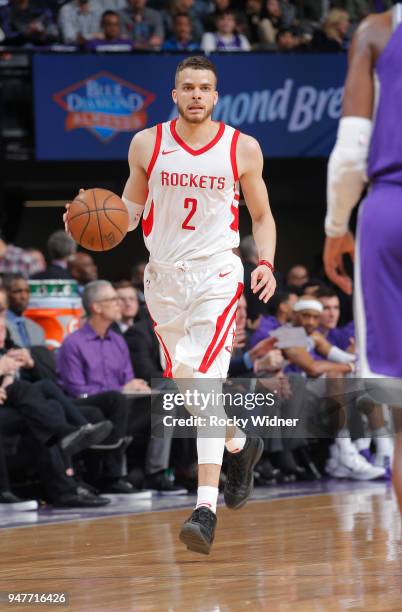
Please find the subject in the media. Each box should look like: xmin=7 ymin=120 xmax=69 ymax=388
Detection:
xmin=144 ymin=251 xmax=244 ymax=379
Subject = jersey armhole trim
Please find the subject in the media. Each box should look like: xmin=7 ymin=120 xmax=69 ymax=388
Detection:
xmin=230 ymin=129 xmax=240 ymax=182
xmin=146 ymin=123 xmax=162 ymax=178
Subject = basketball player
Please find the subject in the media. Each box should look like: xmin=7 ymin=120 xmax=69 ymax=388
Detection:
xmin=65 ymin=56 xmax=276 ymax=554
xmin=323 ymin=2 xmax=402 ymax=512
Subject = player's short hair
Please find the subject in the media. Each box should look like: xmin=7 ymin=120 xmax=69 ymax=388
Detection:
xmin=175 ymin=56 xmax=218 ymax=87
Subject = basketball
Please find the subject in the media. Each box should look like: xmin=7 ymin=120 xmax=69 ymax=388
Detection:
xmin=68 ymin=188 xmax=129 ymax=252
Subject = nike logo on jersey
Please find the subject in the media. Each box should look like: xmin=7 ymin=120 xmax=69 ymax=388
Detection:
xmin=162 ymin=149 xmax=179 ymax=155
xmin=219 ymin=271 xmax=231 ymax=278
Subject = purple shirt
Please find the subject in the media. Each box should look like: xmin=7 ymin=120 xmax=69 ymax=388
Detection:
xmin=322 ymin=321 xmax=355 ymax=351
xmin=249 ymin=316 xmax=280 ymax=348
xmin=57 ymin=321 xmax=134 ymax=398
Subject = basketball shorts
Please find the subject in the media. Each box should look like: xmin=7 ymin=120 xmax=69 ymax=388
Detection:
xmin=144 ymin=251 xmax=244 ymax=379
xmin=355 ymin=181 xmax=402 ymax=377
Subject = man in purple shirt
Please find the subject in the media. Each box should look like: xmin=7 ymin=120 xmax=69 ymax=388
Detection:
xmin=249 ymin=290 xmax=298 ymax=348
xmin=316 ymin=287 xmax=355 ymax=352
xmin=57 ymin=280 xmax=150 ymax=496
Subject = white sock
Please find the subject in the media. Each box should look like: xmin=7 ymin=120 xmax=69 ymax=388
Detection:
xmin=226 ymin=428 xmax=246 ymax=453
xmin=196 ymin=485 xmax=218 ymax=514
xmin=335 ymin=436 xmax=355 ymax=453
xmin=354 ymin=437 xmax=371 ymax=451
xmin=373 ymin=427 xmax=393 ymax=455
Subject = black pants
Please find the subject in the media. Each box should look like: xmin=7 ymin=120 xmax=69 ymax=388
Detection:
xmin=75 ymin=391 xmax=129 ymax=480
xmin=6 ymin=379 xmax=76 ymax=444
xmin=33 ymin=380 xmax=88 ymax=427
xmin=0 ymin=407 xmax=76 ymax=501
xmin=0 ymin=431 xmax=10 ymax=491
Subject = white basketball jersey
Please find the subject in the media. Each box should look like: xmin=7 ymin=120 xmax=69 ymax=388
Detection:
xmin=142 ymin=119 xmax=241 ymax=263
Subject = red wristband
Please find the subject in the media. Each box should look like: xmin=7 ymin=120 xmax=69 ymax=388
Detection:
xmin=259 ymin=260 xmax=274 ymax=272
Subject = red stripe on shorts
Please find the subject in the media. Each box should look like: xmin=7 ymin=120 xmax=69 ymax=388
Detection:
xmin=148 ymin=313 xmax=173 ymax=378
xmin=198 ymin=282 xmax=244 ymax=374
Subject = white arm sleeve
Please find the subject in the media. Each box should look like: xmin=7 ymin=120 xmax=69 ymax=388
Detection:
xmin=328 ymin=346 xmax=356 ymax=364
xmin=122 ymin=196 xmax=144 ymax=231
xmin=325 ymin=117 xmax=372 ymax=238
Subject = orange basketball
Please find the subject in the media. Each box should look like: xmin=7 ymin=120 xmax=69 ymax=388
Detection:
xmin=68 ymin=188 xmax=129 ymax=252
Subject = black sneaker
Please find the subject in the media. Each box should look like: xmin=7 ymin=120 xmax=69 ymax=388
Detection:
xmin=59 ymin=421 xmax=113 ymax=456
xmin=143 ymin=471 xmax=188 ymax=496
xmin=53 ymin=491 xmax=111 ymax=508
xmin=0 ymin=490 xmax=38 ymax=511
xmin=224 ymin=437 xmax=264 ymax=510
xmin=101 ymin=479 xmax=152 ymax=499
xmin=179 ymin=506 xmax=217 ymax=555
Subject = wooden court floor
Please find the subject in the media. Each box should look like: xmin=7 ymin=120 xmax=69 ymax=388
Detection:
xmin=1 ymin=488 xmax=401 ymax=611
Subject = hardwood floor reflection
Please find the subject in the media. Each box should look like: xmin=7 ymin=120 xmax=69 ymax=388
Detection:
xmin=1 ymin=488 xmax=401 ymax=611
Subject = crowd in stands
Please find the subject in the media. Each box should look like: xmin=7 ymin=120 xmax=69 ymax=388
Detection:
xmin=0 ymin=227 xmax=394 ymax=513
xmin=0 ymin=0 xmax=392 ymax=53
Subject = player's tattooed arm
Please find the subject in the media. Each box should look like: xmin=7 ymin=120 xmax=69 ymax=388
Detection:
xmin=237 ymin=134 xmax=277 ymax=303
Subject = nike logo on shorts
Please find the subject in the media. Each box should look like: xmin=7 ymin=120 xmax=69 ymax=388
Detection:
xmin=219 ymin=271 xmax=231 ymax=278
xmin=162 ymin=149 xmax=179 ymax=155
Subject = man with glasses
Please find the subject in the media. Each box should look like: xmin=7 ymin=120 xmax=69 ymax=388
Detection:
xmin=57 ymin=280 xmax=152 ymax=496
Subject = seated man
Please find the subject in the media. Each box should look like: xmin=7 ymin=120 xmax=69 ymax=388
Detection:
xmin=31 ymin=230 xmax=77 ymax=280
xmin=0 ymin=424 xmax=38 ymax=511
xmin=57 ymin=280 xmax=152 ymax=496
xmin=0 ymin=351 xmax=111 ymax=508
xmin=4 ymin=275 xmax=45 ymax=348
xmin=285 ymin=297 xmax=385 ymax=481
xmin=114 ymin=280 xmax=139 ymax=333
xmin=249 ymin=290 xmax=298 ymax=349
xmin=317 ymin=286 xmax=392 ymax=473
xmin=68 ymin=252 xmax=98 ymax=295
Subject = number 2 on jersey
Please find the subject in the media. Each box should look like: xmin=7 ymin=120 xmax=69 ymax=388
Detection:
xmin=182 ymin=198 xmax=197 ymax=231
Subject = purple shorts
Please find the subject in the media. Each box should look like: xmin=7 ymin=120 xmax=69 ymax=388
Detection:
xmin=355 ymin=181 xmax=402 ymax=376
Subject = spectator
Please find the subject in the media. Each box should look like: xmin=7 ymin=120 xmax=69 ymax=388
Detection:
xmin=258 ymin=0 xmax=283 ymax=46
xmin=283 ymin=298 xmax=355 ymax=377
xmin=0 ymin=229 xmax=43 ymax=278
xmin=68 ymin=252 xmax=98 ymax=293
xmin=0 ymin=322 xmax=112 ymax=506
xmin=286 ymin=264 xmax=309 ymax=288
xmin=4 ymin=275 xmax=45 ymax=348
xmin=238 ymin=0 xmax=263 ymax=47
xmin=114 ymin=280 xmax=139 ymax=333
xmin=119 ymin=0 xmax=164 ymax=49
xmin=85 ymin=10 xmax=134 ymax=50
xmin=57 ymin=280 xmax=185 ymax=494
xmin=57 ymin=280 xmax=150 ymax=397
xmin=203 ymin=0 xmax=232 ymax=32
xmin=162 ymin=12 xmax=200 ymax=50
xmin=228 ymin=295 xmax=284 ymax=376
xmin=311 ymin=8 xmax=350 ymax=52
xmin=249 ymin=289 xmax=298 ymax=348
xmin=57 ymin=281 xmax=153 ymax=495
xmin=58 ymin=0 xmax=101 ymax=45
xmin=279 ymin=0 xmax=296 ymax=28
xmin=164 ymin=0 xmax=204 ymax=42
xmin=201 ymin=10 xmax=251 ymax=52
xmin=276 ymin=27 xmax=301 ymax=51
xmin=25 ymin=248 xmax=46 ymax=274
xmin=0 ymin=0 xmax=59 ymax=46
xmin=316 ymin=286 xmax=354 ymax=351
xmin=31 ymin=230 xmax=76 ymax=280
